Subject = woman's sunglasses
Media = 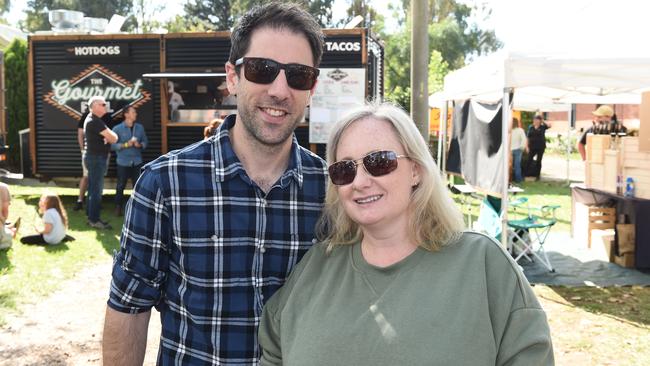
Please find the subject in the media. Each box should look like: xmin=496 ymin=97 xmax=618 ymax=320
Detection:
xmin=235 ymin=57 xmax=320 ymax=90
xmin=328 ymin=150 xmax=409 ymax=186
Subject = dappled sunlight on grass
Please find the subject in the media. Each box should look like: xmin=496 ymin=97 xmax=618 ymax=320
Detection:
xmin=0 ymin=184 xmax=122 ymax=325
xmin=534 ymin=285 xmax=650 ymax=365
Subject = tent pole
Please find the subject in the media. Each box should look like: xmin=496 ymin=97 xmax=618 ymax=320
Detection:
xmin=439 ymin=101 xmax=448 ymax=179
xmin=501 ymin=89 xmax=512 ymax=249
xmin=566 ymin=105 xmax=573 ymax=183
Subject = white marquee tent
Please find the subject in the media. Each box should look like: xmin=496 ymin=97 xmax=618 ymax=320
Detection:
xmin=436 ymin=50 xmax=650 ymax=248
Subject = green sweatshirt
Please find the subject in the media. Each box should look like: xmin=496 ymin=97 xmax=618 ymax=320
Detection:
xmin=259 ymin=231 xmax=554 ymax=366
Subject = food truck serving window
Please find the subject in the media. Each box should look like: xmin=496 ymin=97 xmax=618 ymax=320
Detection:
xmin=143 ymin=72 xmax=235 ymax=123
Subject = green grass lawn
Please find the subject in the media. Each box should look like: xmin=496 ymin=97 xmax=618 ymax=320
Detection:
xmin=536 ymin=285 xmax=650 ymax=365
xmin=0 ymin=184 xmax=122 ymax=325
xmin=451 ymin=179 xmax=573 ymax=232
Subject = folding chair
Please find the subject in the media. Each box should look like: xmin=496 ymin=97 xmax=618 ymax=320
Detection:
xmin=474 ymin=197 xmax=502 ymax=240
xmin=449 ymin=184 xmax=479 ymax=227
xmin=507 ymin=203 xmax=560 ymax=272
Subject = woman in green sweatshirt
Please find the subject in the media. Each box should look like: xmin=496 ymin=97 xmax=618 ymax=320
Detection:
xmin=259 ymin=102 xmax=554 ymax=366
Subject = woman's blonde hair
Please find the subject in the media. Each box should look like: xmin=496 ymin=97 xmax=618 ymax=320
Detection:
xmin=316 ymin=101 xmax=464 ymax=252
xmin=41 ymin=192 xmax=68 ymax=228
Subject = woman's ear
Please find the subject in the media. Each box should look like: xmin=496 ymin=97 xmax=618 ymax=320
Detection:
xmin=411 ymin=161 xmax=421 ymax=187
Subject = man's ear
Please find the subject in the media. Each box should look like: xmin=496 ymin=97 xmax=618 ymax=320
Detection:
xmin=225 ymin=62 xmax=239 ymax=95
xmin=309 ymin=79 xmax=318 ymax=97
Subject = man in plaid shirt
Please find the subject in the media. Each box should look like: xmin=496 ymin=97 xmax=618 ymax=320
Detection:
xmin=102 ymin=3 xmax=327 ymax=365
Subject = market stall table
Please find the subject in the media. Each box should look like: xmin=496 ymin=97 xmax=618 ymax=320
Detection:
xmin=571 ymin=184 xmax=650 ymax=269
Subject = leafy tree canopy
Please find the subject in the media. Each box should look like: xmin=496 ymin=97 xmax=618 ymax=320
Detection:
xmin=22 ymin=0 xmax=132 ymax=32
xmin=180 ymin=0 xmax=334 ymax=31
xmin=383 ymin=0 xmax=501 ymax=110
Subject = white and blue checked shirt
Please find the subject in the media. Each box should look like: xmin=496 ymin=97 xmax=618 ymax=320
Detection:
xmin=108 ymin=115 xmax=328 ymax=365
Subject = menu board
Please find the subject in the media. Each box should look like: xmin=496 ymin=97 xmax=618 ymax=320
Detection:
xmin=309 ymin=68 xmax=366 ymax=144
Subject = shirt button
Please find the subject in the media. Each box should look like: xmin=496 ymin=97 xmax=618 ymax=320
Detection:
xmin=260 ymin=246 xmax=266 ymax=253
xmin=211 ymin=235 xmax=218 ymax=241
xmin=312 ymin=238 xmax=317 ymax=244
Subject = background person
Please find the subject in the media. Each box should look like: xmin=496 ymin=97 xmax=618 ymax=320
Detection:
xmin=167 ymin=81 xmax=185 ymax=121
xmin=103 ymin=3 xmax=327 ymax=365
xmin=218 ymin=80 xmax=237 ymax=105
xmin=75 ymin=107 xmax=113 ymax=211
xmin=525 ymin=114 xmax=550 ymax=181
xmin=259 ymin=102 xmax=554 ymax=365
xmin=75 ymin=109 xmax=89 ymax=211
xmin=20 ymin=192 xmax=71 ymax=245
xmin=0 ymin=182 xmax=19 ymax=250
xmin=83 ymin=96 xmax=118 ymax=229
xmin=577 ymin=105 xmax=613 ymax=161
xmin=203 ymin=117 xmax=223 ymax=139
xmin=510 ymin=117 xmax=527 ymax=183
xmin=110 ymin=106 xmax=148 ymax=216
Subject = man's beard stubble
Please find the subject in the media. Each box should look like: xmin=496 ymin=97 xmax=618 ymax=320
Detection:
xmin=236 ymin=98 xmax=304 ymax=148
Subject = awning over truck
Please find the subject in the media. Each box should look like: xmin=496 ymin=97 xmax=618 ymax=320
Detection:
xmin=142 ymin=72 xmax=226 ymax=79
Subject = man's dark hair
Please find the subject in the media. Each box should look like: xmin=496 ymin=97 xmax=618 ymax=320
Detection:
xmin=229 ymin=2 xmax=324 ymax=67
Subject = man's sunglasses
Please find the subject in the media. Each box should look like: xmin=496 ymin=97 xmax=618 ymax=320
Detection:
xmin=328 ymin=150 xmax=409 ymax=186
xmin=235 ymin=57 xmax=319 ymax=90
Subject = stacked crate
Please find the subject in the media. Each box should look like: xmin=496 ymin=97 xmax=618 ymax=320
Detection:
xmin=585 ymin=135 xmax=616 ymax=191
xmin=620 ymin=137 xmax=650 ymax=199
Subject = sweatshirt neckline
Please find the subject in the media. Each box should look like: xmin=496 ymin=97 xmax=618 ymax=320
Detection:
xmin=350 ymin=242 xmax=425 ymax=276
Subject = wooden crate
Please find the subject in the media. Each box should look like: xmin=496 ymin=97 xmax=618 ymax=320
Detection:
xmin=587 ymin=207 xmax=616 ymax=248
xmin=619 ymin=137 xmax=650 ymax=199
xmin=586 ymin=134 xmax=611 ymax=163
xmin=586 ymin=162 xmax=605 ymax=189
xmin=614 ymin=252 xmax=635 ymax=268
xmin=621 ymin=167 xmax=650 ymax=199
xmin=603 ymin=149 xmax=620 ymax=194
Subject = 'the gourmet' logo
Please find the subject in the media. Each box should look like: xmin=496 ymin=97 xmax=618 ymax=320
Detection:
xmin=44 ymin=64 xmax=151 ymax=119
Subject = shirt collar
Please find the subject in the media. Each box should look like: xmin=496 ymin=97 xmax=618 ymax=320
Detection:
xmin=213 ymin=115 xmax=304 ymax=188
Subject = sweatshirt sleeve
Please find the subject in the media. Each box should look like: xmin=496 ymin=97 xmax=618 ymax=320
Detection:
xmin=259 ymin=294 xmax=283 ymax=366
xmin=475 ymin=232 xmax=555 ymax=366
xmin=496 ymin=307 xmax=555 ymax=366
xmin=258 ymin=243 xmax=323 ymax=365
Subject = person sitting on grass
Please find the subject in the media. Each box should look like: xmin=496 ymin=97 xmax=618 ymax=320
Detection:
xmin=0 ymin=182 xmax=19 ymax=250
xmin=20 ymin=192 xmax=73 ymax=246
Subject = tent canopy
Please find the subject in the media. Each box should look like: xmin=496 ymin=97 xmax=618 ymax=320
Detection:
xmin=440 ymin=50 xmax=650 ymax=109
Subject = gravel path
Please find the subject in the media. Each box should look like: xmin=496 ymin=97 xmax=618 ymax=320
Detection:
xmin=540 ymin=154 xmax=585 ymax=182
xmin=0 ymin=260 xmax=161 ymax=366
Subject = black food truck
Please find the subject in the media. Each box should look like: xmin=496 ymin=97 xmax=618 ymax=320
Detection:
xmin=28 ymin=29 xmax=383 ymax=178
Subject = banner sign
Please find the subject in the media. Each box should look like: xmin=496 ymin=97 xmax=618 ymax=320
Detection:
xmin=309 ymin=68 xmax=366 ymax=144
xmin=446 ymin=99 xmax=505 ymax=195
xmin=323 ymin=35 xmax=363 ymax=56
xmin=42 ymin=64 xmax=153 ymax=129
xmin=64 ymin=43 xmax=131 ymax=60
